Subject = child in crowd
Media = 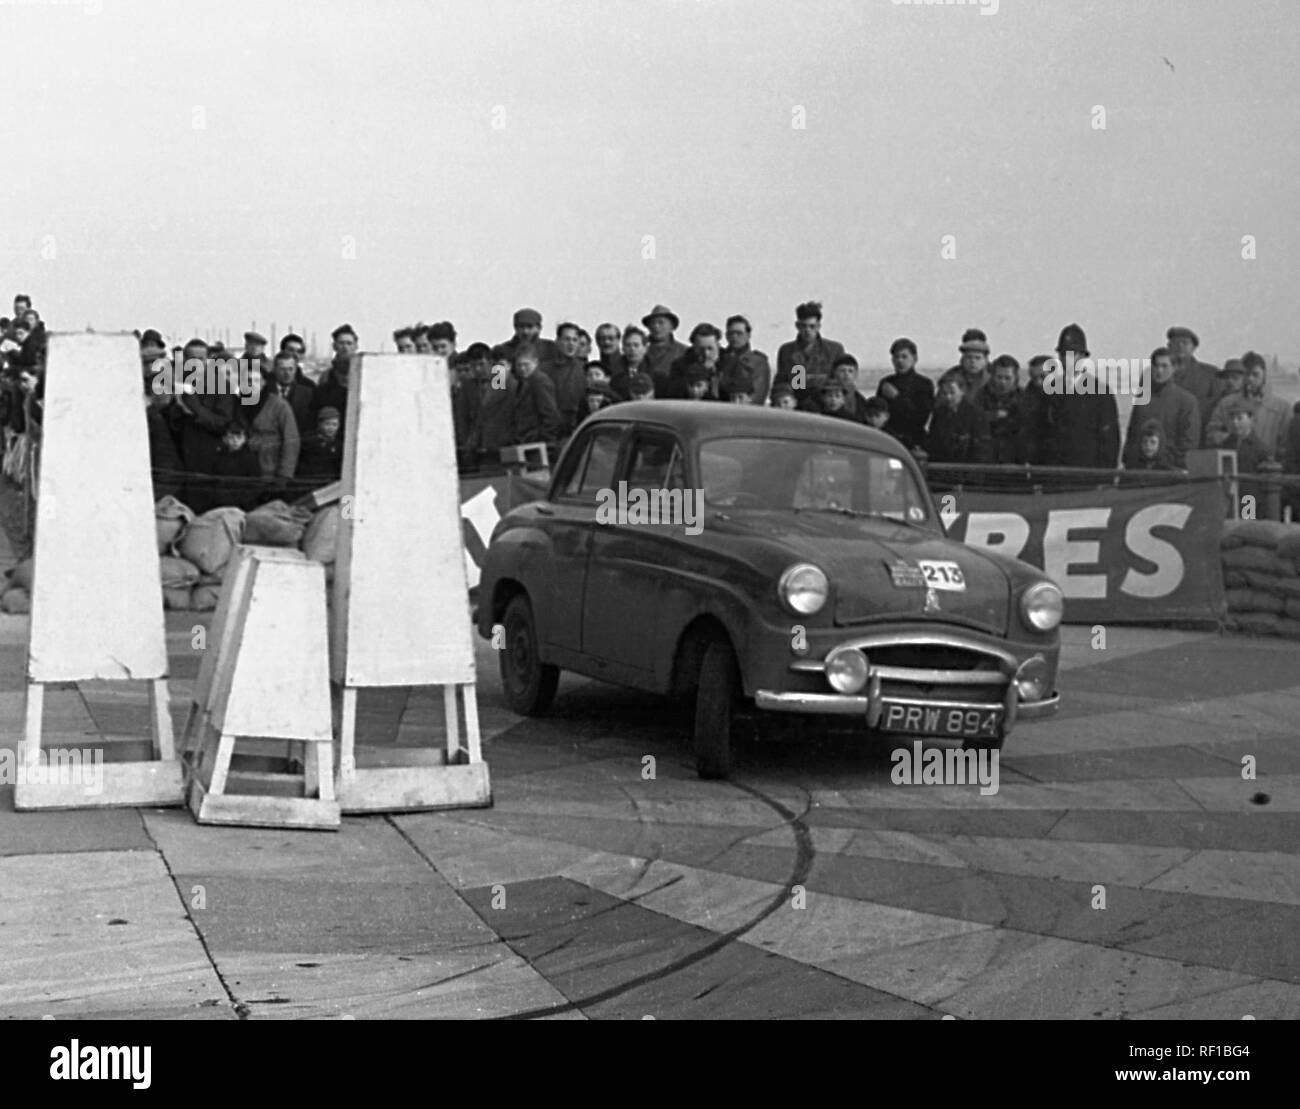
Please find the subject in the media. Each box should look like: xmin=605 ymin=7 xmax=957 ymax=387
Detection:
xmin=190 ymin=420 xmax=263 ymax=513
xmin=627 ymin=372 xmax=656 ymax=402
xmin=1224 ymin=405 xmax=1272 ymax=473
xmin=863 ymin=395 xmax=890 ymax=432
xmin=298 ymin=405 xmax=344 ymax=482
xmin=586 ymin=362 xmax=610 ymax=390
xmin=1129 ymin=418 xmax=1176 ymax=471
xmin=921 ymin=370 xmax=993 ymax=463
xmin=769 ymin=382 xmax=798 ymax=411
xmin=584 ymin=382 xmax=614 ymax=415
xmin=978 ymin=354 xmax=1024 ymax=463
xmin=684 ymin=364 xmax=712 ymax=400
xmin=831 ymin=357 xmax=869 ymax=422
xmin=817 ymin=376 xmax=853 ymax=419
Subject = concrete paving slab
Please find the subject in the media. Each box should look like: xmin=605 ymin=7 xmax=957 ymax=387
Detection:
xmin=0 ymin=850 xmax=227 ymax=1018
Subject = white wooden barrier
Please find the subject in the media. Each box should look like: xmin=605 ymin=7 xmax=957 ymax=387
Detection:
xmin=331 ymin=354 xmax=490 ymax=812
xmin=16 ymin=334 xmax=182 ymax=810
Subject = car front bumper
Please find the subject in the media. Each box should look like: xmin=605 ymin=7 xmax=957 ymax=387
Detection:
xmin=751 ymin=628 xmax=1060 ymax=734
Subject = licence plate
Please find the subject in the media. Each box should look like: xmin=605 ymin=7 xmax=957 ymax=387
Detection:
xmin=878 ymin=701 xmax=1002 ymax=739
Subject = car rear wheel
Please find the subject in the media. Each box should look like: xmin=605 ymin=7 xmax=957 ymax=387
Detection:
xmin=693 ymin=640 xmax=741 ymax=780
xmin=500 ymin=595 xmax=559 ymax=716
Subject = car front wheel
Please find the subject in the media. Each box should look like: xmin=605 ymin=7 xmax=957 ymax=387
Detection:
xmin=693 ymin=640 xmax=741 ymax=780
xmin=500 ymin=595 xmax=559 ymax=716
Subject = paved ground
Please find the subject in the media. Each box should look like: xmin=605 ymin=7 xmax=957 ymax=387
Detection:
xmin=2 ymin=585 xmax=1297 ymax=1020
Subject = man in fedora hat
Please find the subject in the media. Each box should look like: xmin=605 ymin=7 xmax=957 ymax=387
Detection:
xmin=774 ymin=300 xmax=845 ymax=410
xmin=1045 ymin=323 xmax=1120 ymax=469
xmin=1166 ymin=325 xmax=1222 ymax=445
xmin=641 ymin=304 xmax=688 ymax=396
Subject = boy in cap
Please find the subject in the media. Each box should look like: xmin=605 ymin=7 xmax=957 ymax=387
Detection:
xmin=585 ymin=382 xmax=614 ymax=415
xmin=297 ymin=406 xmax=344 ymax=483
xmin=683 ymin=363 xmax=713 ymax=400
xmin=950 ymin=329 xmax=991 ymax=399
xmin=817 ymin=375 xmax=852 ymax=419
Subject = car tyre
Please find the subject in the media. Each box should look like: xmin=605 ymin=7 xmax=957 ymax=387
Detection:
xmin=694 ymin=639 xmax=741 ymax=780
xmin=500 ymin=595 xmax=559 ymax=716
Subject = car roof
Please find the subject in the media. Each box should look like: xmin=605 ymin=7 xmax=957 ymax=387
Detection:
xmin=586 ymin=401 xmax=909 ymax=456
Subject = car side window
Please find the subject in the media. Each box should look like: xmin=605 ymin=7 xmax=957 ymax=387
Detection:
xmin=558 ymin=426 xmax=623 ymax=502
xmin=625 ymin=431 xmax=685 ymax=490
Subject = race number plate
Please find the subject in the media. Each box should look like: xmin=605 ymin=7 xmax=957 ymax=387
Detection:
xmin=879 ymin=700 xmax=1002 ymax=739
xmin=917 ymin=560 xmax=966 ymax=591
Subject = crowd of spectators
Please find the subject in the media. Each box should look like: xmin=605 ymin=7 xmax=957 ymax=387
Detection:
xmin=3 ymin=294 xmax=1299 ymax=520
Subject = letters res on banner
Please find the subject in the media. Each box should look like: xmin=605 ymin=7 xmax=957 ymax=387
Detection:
xmin=944 ymin=479 xmax=1226 ymax=624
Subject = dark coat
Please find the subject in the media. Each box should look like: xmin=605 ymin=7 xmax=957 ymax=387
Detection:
xmin=146 ymin=404 xmax=185 ymax=501
xmin=177 ymin=387 xmax=238 ymax=476
xmin=511 ymin=371 xmax=562 ymax=444
xmin=1122 ymin=379 xmax=1199 ymax=469
xmin=296 ymin=433 xmax=344 ymax=483
xmin=187 ymin=443 xmax=263 ymax=514
xmin=645 ymin=338 xmax=689 ymax=396
xmin=1017 ymin=383 xmax=1052 ymax=465
xmin=875 ymin=370 xmax=934 ymax=451
xmin=267 ymin=372 xmax=316 ymax=434
xmin=718 ymin=347 xmax=773 ymax=405
xmin=976 ymin=385 xmax=1024 ymax=464
xmin=925 ymin=400 xmax=993 ymax=464
xmin=1045 ymin=383 xmax=1120 ymax=469
xmin=541 ymin=355 xmax=587 ymax=436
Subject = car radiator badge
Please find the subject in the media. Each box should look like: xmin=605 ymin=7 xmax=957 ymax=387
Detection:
xmin=887 ymin=560 xmax=926 ymax=589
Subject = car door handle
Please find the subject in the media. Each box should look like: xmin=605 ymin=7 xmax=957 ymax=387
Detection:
xmin=535 ymin=505 xmax=554 ymax=516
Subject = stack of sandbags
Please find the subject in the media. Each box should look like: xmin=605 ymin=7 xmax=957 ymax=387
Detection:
xmin=1221 ymin=519 xmax=1300 ymax=639
xmin=1 ymin=557 xmax=33 ymax=613
xmin=245 ymin=500 xmax=313 ymax=547
xmin=299 ymin=503 xmax=341 ymax=586
xmin=174 ymin=506 xmax=246 ymax=612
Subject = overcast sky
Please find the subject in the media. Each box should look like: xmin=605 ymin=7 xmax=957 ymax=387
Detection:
xmin=3 ymin=0 xmax=1297 ymax=366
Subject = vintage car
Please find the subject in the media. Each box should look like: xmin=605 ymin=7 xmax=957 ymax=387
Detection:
xmin=475 ymin=402 xmax=1061 ymax=778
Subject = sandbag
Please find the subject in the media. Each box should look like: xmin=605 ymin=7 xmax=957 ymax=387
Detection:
xmin=1241 ymin=569 xmax=1290 ymax=595
xmin=178 ymin=507 xmax=245 ymax=576
xmin=190 ymin=584 xmax=222 ymax=612
xmin=302 ymin=503 xmax=341 ymax=565
xmin=245 ymin=499 xmax=311 ymax=547
xmin=1276 ymin=617 xmax=1300 ymax=640
xmin=8 ymin=558 xmax=34 ymax=591
xmin=1221 ymin=545 xmax=1295 ymax=576
xmin=1275 ymin=529 xmax=1300 ymax=561
xmin=1234 ymin=611 xmax=1283 ymax=636
xmin=155 ymin=495 xmax=196 ymax=554
xmin=163 ymin=586 xmax=192 ymax=611
xmin=1225 ymin=588 xmax=1283 ymax=615
xmin=1222 ymin=520 xmax=1294 ymax=550
xmin=1224 ymin=569 xmax=1247 ymax=590
xmin=159 ymin=555 xmax=202 ymax=590
xmin=1 ymin=586 xmax=30 ymax=614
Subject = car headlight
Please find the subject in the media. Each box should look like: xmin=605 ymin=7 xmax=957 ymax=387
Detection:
xmin=825 ymin=647 xmax=869 ymax=694
xmin=779 ymin=563 xmax=829 ymax=616
xmin=1020 ymin=582 xmax=1063 ymax=632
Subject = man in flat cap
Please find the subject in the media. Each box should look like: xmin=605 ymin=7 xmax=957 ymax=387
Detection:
xmin=242 ymin=330 xmax=268 ymax=370
xmin=774 ymin=300 xmax=845 ymax=410
xmin=1044 ymin=323 xmax=1120 ymax=469
xmin=493 ymin=308 xmax=556 ymax=367
xmin=640 ymin=304 xmax=688 ymax=396
xmin=1166 ymin=326 xmax=1223 ymax=445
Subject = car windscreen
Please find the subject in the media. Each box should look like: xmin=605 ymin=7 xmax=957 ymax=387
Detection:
xmin=698 ymin=437 xmax=931 ymax=523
